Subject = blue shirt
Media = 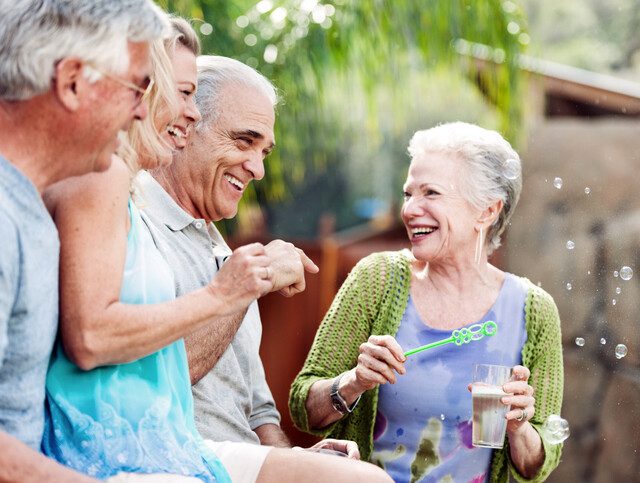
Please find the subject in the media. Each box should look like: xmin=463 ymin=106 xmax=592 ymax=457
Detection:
xmin=371 ymin=273 xmax=528 ymax=483
xmin=43 ymin=200 xmax=230 ymax=482
xmin=0 ymin=154 xmax=59 ymax=449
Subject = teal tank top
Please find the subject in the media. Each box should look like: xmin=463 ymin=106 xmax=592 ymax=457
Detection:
xmin=42 ymin=200 xmax=230 ymax=482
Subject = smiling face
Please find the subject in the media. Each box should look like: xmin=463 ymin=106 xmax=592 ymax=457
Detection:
xmin=178 ymin=82 xmax=275 ymax=221
xmin=401 ymin=151 xmax=483 ymax=264
xmin=139 ymin=44 xmax=200 ymax=170
xmin=159 ymin=44 xmax=200 ymax=153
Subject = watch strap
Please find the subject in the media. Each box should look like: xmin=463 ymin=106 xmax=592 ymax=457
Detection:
xmin=330 ymin=373 xmax=360 ymax=415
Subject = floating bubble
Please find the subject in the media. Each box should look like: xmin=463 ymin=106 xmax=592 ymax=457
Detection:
xmin=615 ymin=344 xmax=628 ymax=359
xmin=614 ymin=271 xmax=619 ymax=278
xmin=566 ymin=240 xmax=575 ymax=250
xmin=566 ymin=283 xmax=572 ymax=291
xmin=541 ymin=415 xmax=570 ymax=444
xmin=575 ymin=337 xmax=585 ymax=347
xmin=502 ymin=158 xmax=520 ymax=180
xmin=616 ymin=287 xmax=621 ymax=295
xmin=620 ymin=266 xmax=633 ymax=281
xmin=440 ymin=414 xmax=445 ymax=421
xmin=553 ymin=177 xmax=563 ymax=189
xmin=612 ymin=299 xmax=617 ymax=306
xmin=600 ymin=338 xmax=606 ymax=345
xmin=584 ymin=187 xmax=591 ymax=194
xmin=199 ymin=23 xmax=213 ymax=35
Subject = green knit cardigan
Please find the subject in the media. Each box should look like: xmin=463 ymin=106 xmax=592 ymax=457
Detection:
xmin=289 ymin=250 xmax=564 ymax=482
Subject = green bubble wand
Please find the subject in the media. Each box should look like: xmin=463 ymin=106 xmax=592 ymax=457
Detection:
xmin=403 ymin=320 xmax=498 ymax=357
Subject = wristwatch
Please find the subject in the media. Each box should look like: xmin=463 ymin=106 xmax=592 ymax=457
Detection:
xmin=330 ymin=373 xmax=361 ymax=415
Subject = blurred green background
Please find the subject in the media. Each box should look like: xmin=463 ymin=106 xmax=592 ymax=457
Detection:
xmin=157 ymin=0 xmax=526 ymax=237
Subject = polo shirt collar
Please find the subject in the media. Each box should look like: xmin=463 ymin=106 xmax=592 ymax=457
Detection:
xmin=135 ymin=170 xmax=197 ymax=232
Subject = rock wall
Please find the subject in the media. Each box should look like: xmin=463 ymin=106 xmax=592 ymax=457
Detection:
xmin=505 ymin=119 xmax=640 ymax=482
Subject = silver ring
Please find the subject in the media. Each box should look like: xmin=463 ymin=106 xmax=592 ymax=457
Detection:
xmin=264 ymin=266 xmax=271 ymax=279
xmin=516 ymin=409 xmax=527 ymax=422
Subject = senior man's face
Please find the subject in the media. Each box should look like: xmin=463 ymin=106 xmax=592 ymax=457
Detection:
xmin=84 ymin=41 xmax=151 ymax=174
xmin=183 ymin=83 xmax=275 ymax=221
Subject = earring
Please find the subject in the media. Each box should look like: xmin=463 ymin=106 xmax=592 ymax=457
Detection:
xmin=474 ymin=227 xmax=484 ymax=265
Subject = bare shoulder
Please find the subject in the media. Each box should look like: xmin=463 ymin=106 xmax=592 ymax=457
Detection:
xmin=44 ymin=156 xmax=131 ymax=221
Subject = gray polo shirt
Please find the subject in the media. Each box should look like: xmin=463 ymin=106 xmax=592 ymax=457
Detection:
xmin=0 ymin=155 xmax=59 ymax=449
xmin=135 ymin=170 xmax=280 ymax=444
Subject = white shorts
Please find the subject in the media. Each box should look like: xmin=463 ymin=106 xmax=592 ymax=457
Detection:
xmin=204 ymin=440 xmax=272 ymax=483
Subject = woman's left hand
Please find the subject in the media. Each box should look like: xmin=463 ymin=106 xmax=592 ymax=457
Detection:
xmin=502 ymin=365 xmax=535 ymax=434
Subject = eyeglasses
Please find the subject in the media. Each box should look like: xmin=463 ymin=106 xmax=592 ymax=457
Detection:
xmin=85 ymin=63 xmax=154 ymax=104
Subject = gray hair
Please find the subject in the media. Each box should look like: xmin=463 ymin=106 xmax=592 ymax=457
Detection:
xmin=408 ymin=122 xmax=523 ymax=254
xmin=194 ymin=55 xmax=278 ymax=129
xmin=0 ymin=0 xmax=168 ymax=100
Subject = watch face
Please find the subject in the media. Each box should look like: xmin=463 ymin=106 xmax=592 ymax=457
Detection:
xmin=331 ymin=393 xmax=347 ymax=414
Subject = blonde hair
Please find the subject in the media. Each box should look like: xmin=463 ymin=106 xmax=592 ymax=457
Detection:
xmin=119 ymin=17 xmax=198 ymax=175
xmin=167 ymin=16 xmax=200 ymax=56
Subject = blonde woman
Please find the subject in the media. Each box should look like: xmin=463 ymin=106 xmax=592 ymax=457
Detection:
xmin=42 ymin=15 xmax=392 ymax=483
xmin=41 ymin=19 xmax=245 ymax=481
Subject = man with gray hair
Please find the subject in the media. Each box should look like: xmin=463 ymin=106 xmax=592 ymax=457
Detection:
xmin=0 ymin=1 xmax=166 ymax=481
xmin=137 ymin=55 xmax=365 ymax=479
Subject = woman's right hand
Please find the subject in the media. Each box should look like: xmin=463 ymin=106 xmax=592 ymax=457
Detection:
xmin=207 ymin=243 xmax=273 ymax=315
xmin=349 ymin=335 xmax=407 ymax=393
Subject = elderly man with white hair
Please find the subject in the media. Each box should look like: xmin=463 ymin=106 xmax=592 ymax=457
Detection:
xmin=137 ymin=56 xmax=393 ymax=483
xmin=0 ymin=0 xmax=166 ymax=481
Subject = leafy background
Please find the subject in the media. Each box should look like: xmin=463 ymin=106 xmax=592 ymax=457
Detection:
xmin=157 ymin=0 xmax=527 ymax=237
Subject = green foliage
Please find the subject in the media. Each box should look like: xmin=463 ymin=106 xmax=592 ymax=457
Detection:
xmin=157 ymin=0 xmax=527 ymax=235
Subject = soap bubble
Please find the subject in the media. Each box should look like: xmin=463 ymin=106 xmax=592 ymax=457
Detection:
xmin=440 ymin=414 xmax=445 ymax=421
xmin=575 ymin=337 xmax=585 ymax=347
xmin=600 ymin=338 xmax=606 ymax=345
xmin=553 ymin=177 xmax=563 ymax=189
xmin=615 ymin=344 xmax=628 ymax=359
xmin=584 ymin=187 xmax=591 ymax=194
xmin=199 ymin=23 xmax=213 ymax=35
xmin=502 ymin=158 xmax=520 ymax=180
xmin=612 ymin=299 xmax=617 ymax=306
xmin=541 ymin=415 xmax=570 ymax=444
xmin=615 ymin=286 xmax=621 ymax=294
xmin=566 ymin=283 xmax=572 ymax=291
xmin=620 ymin=266 xmax=633 ymax=281
xmin=566 ymin=240 xmax=575 ymax=250
xmin=614 ymin=271 xmax=619 ymax=278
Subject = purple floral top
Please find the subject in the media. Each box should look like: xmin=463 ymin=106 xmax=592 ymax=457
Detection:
xmin=371 ymin=273 xmax=528 ymax=483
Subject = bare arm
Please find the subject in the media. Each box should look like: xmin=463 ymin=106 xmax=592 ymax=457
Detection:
xmin=185 ymin=240 xmax=317 ymax=385
xmin=254 ymin=423 xmax=291 ymax=448
xmin=46 ymin=159 xmax=271 ymax=370
xmin=507 ymin=423 xmax=545 ymax=478
xmin=0 ymin=432 xmax=96 ymax=483
xmin=306 ymin=336 xmax=406 ymax=429
xmin=185 ymin=309 xmax=247 ymax=385
xmin=501 ymin=366 xmax=547 ymax=478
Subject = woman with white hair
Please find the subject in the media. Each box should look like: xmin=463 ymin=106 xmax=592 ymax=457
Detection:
xmin=290 ymin=122 xmax=564 ymax=482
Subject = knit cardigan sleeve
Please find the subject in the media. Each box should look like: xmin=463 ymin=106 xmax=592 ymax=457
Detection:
xmin=489 ymin=282 xmax=564 ymax=483
xmin=289 ymin=254 xmax=564 ymax=482
xmin=288 ymin=251 xmax=410 ymax=457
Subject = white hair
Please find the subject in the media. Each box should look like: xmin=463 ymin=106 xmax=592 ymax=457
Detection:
xmin=194 ymin=55 xmax=278 ymax=129
xmin=0 ymin=0 xmax=168 ymax=101
xmin=408 ymin=122 xmax=523 ymax=254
